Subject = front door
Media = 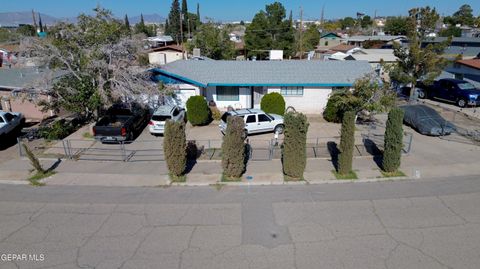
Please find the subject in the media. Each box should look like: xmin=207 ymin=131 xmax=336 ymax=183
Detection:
xmin=252 ymin=87 xmax=267 ymax=108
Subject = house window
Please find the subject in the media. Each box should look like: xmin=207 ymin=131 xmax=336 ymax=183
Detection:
xmin=217 ymin=86 xmax=239 ymax=101
xmin=280 ymin=86 xmax=304 ymax=96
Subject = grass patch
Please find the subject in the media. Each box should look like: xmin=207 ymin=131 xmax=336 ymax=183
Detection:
xmin=82 ymin=132 xmax=94 ymax=139
xmin=28 ymin=171 xmax=56 ymax=186
xmin=284 ymin=174 xmax=304 ymax=182
xmin=221 ymin=173 xmax=242 ymax=182
xmin=380 ymin=170 xmax=406 ymax=178
xmin=332 ymin=170 xmax=358 ymax=180
xmin=169 ymin=173 xmax=186 ymax=183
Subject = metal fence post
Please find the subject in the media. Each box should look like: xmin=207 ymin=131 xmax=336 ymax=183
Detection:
xmin=17 ymin=137 xmax=23 ymax=157
xmin=121 ymin=142 xmax=127 ymax=162
xmin=62 ymin=140 xmax=69 ymax=159
xmin=406 ymin=133 xmax=413 ymax=154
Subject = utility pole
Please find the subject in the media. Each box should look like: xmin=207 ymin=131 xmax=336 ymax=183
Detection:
xmin=179 ymin=13 xmax=185 ymax=58
xmin=320 ymin=4 xmax=325 ymax=31
xmin=187 ymin=17 xmax=191 ymax=39
xmin=299 ymin=6 xmax=303 ymax=59
xmin=372 ymin=10 xmax=377 ymax=36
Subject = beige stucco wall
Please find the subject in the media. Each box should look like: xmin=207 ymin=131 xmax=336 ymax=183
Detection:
xmin=267 ymin=87 xmax=333 ymax=114
xmin=148 ymin=51 xmax=184 ymax=65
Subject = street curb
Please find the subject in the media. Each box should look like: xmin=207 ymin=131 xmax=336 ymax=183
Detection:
xmin=0 ymin=179 xmax=29 ymax=185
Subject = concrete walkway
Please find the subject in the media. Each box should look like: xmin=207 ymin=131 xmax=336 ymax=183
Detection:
xmin=2 ymin=151 xmax=480 ymax=187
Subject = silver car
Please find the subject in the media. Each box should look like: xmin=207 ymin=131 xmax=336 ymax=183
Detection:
xmin=219 ymin=109 xmax=284 ymax=136
xmin=148 ymin=105 xmax=185 ymax=135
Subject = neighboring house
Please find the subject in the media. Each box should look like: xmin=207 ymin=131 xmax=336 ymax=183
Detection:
xmin=152 ymin=60 xmax=372 ymax=114
xmin=445 ymin=58 xmax=480 ymax=83
xmin=148 ymin=45 xmax=185 ymax=65
xmin=345 ymin=49 xmax=397 ymax=66
xmin=343 ymin=35 xmax=407 ymax=48
xmin=318 ymin=32 xmax=342 ymax=48
xmin=0 ymin=68 xmax=61 ymax=120
xmin=422 ymin=37 xmax=480 ymax=59
xmin=146 ymin=35 xmax=175 ymax=48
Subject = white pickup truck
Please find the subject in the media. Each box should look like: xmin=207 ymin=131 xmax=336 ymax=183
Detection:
xmin=0 ymin=111 xmax=25 ymax=137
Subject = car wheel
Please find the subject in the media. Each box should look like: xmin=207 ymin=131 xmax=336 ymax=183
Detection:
xmin=274 ymin=125 xmax=284 ymax=134
xmin=417 ymin=89 xmax=426 ymax=99
xmin=457 ymin=98 xmax=467 ymax=108
xmin=128 ymin=131 xmax=134 ymax=141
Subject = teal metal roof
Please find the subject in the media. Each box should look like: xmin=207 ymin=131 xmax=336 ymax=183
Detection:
xmin=153 ymin=60 xmax=373 ymax=87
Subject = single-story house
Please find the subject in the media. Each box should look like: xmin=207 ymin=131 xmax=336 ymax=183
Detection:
xmin=422 ymin=37 xmax=480 ymax=59
xmin=151 ymin=60 xmax=373 ymax=114
xmin=343 ymin=35 xmax=407 ymax=48
xmin=445 ymin=58 xmax=480 ymax=83
xmin=0 ymin=68 xmax=62 ymax=120
xmin=148 ymin=45 xmax=185 ymax=65
xmin=318 ymin=32 xmax=342 ymax=48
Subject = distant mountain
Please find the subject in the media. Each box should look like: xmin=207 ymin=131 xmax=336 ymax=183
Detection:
xmin=0 ymin=11 xmax=59 ymax=26
xmin=130 ymin=14 xmax=166 ymax=24
xmin=0 ymin=11 xmax=166 ymax=27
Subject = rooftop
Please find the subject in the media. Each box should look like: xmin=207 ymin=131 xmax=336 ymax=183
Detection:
xmin=0 ymin=68 xmax=66 ymax=90
xmin=154 ymin=60 xmax=373 ymax=88
xmin=456 ymin=59 xmax=480 ymax=70
xmin=344 ymin=35 xmax=407 ymax=42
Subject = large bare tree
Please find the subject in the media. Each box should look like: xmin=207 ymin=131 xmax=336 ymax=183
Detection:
xmin=21 ymin=7 xmax=162 ymax=119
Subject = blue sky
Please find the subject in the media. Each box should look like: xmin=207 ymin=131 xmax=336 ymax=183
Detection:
xmin=2 ymin=0 xmax=480 ymax=21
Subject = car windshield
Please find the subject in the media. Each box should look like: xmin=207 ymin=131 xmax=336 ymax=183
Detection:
xmin=457 ymin=83 xmax=476 ymax=90
xmin=152 ymin=115 xmax=171 ymax=121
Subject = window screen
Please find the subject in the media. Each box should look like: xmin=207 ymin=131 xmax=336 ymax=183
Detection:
xmin=280 ymin=86 xmax=304 ymax=96
xmin=217 ymin=86 xmax=240 ymax=101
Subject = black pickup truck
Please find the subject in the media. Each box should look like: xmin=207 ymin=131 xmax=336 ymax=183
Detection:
xmin=93 ymin=103 xmax=149 ymax=143
xmin=417 ymin=78 xmax=480 ymax=108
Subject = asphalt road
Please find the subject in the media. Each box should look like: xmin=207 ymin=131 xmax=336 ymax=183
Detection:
xmin=1 ymin=176 xmax=480 ymax=269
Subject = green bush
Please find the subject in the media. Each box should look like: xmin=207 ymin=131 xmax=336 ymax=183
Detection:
xmin=323 ymin=91 xmax=360 ymax=123
xmin=282 ymin=111 xmax=309 ymax=180
xmin=186 ymin=96 xmax=210 ymax=126
xmin=261 ymin=92 xmax=286 ymax=115
xmin=38 ymin=120 xmax=75 ymax=140
xmin=222 ymin=116 xmax=246 ymax=179
xmin=383 ymin=108 xmax=404 ymax=173
xmin=164 ymin=120 xmax=187 ymax=178
xmin=338 ymin=111 xmax=355 ymax=175
xmin=22 ymin=144 xmax=45 ymax=174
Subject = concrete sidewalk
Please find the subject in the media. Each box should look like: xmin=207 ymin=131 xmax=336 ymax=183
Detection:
xmin=1 ymin=153 xmax=479 ymax=187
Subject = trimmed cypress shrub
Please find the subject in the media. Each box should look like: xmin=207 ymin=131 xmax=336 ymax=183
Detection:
xmin=186 ymin=96 xmax=210 ymax=126
xmin=222 ymin=116 xmax=246 ymax=179
xmin=383 ymin=108 xmax=404 ymax=173
xmin=282 ymin=111 xmax=309 ymax=179
xmin=163 ymin=120 xmax=187 ymax=178
xmin=260 ymin=92 xmax=286 ymax=115
xmin=338 ymin=111 xmax=355 ymax=175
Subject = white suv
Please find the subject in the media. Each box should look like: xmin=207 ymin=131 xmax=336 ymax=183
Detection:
xmin=219 ymin=109 xmax=284 ymax=136
xmin=149 ymin=105 xmax=185 ymax=135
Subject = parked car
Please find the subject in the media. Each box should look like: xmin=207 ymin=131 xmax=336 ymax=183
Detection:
xmin=417 ymin=78 xmax=480 ymax=107
xmin=400 ymin=105 xmax=455 ymax=136
xmin=93 ymin=103 xmax=149 ymax=143
xmin=0 ymin=111 xmax=24 ymax=137
xmin=219 ymin=109 xmax=284 ymax=137
xmin=148 ymin=105 xmax=185 ymax=135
